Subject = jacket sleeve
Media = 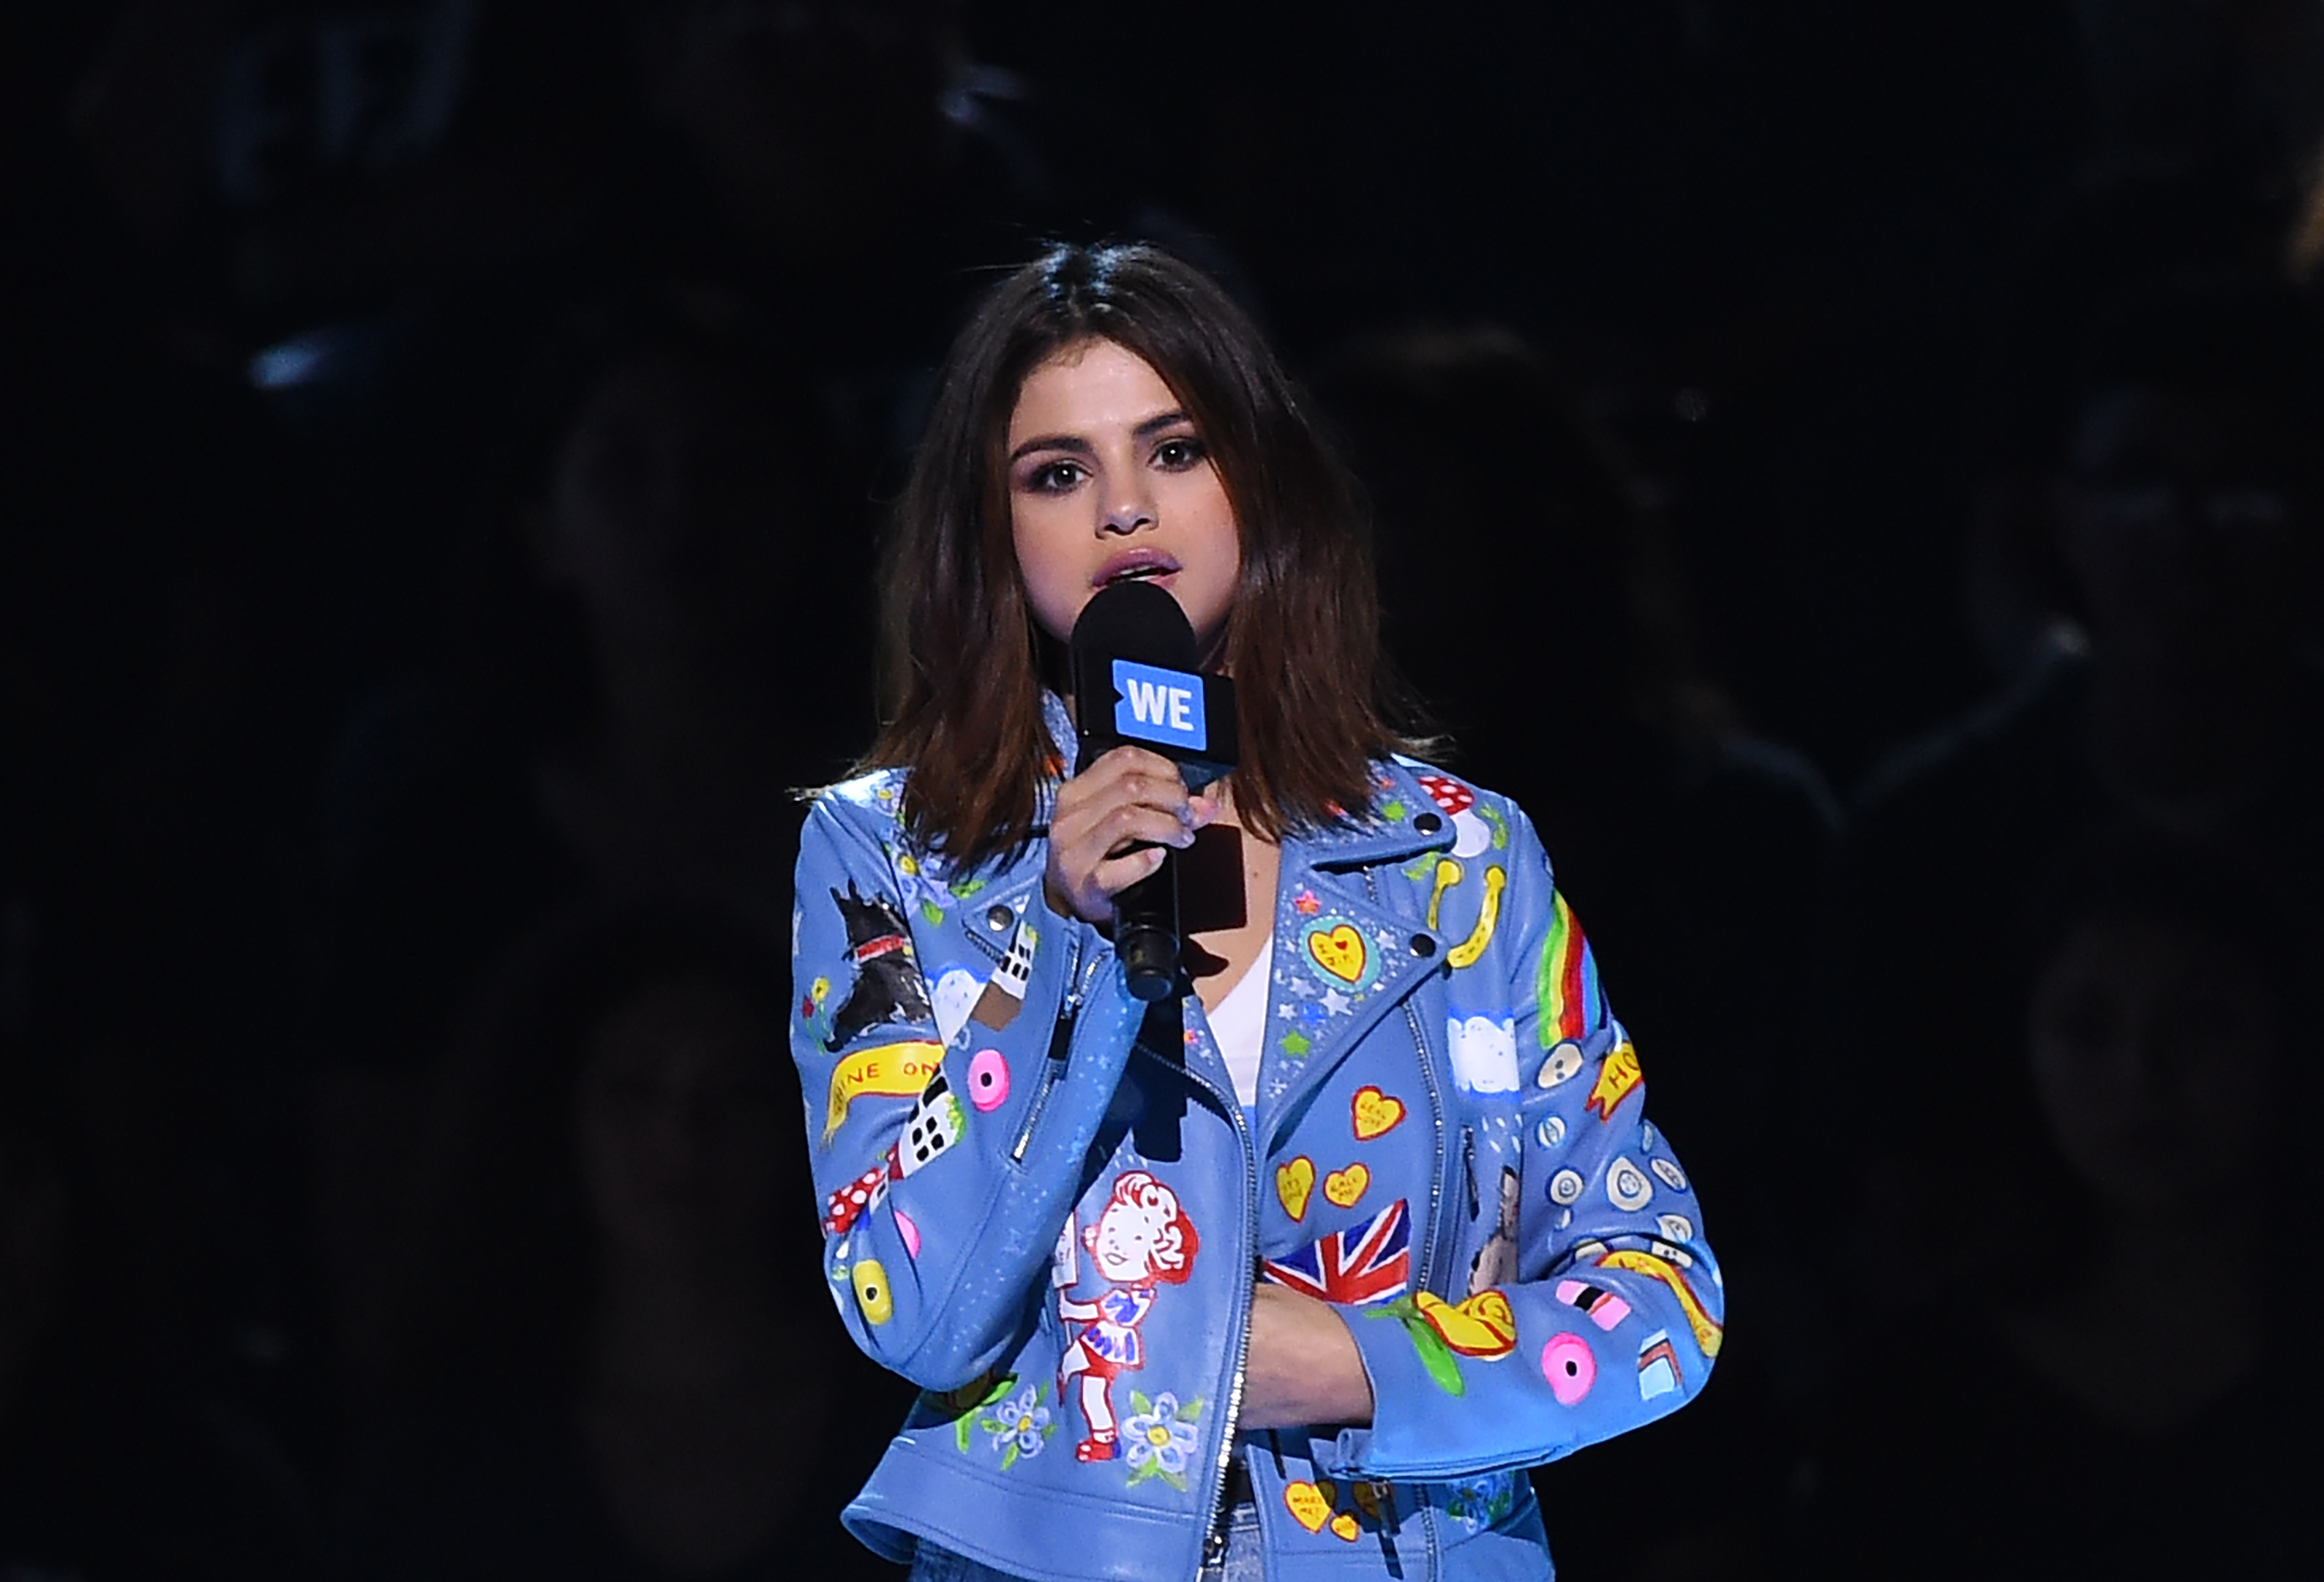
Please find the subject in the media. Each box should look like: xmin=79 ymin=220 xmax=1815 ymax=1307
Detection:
xmin=1325 ymin=801 xmax=1724 ymax=1480
xmin=792 ymin=786 xmax=1150 ymax=1392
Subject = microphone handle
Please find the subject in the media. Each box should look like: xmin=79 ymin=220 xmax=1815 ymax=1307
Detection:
xmin=1112 ymin=848 xmax=1180 ymax=1003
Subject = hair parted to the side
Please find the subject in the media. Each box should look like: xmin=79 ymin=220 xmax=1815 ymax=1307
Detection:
xmin=859 ymin=241 xmax=1429 ymax=868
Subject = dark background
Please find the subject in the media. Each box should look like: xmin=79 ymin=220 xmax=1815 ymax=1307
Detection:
xmin=4 ymin=3 xmax=2321 ymax=1579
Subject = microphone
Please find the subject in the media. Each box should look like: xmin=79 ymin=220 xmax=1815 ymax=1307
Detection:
xmin=1067 ymin=581 xmax=1239 ymax=1003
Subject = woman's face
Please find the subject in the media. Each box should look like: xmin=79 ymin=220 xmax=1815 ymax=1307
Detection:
xmin=2027 ymin=910 xmax=2278 ymax=1209
xmin=1005 ymin=339 xmax=1242 ymax=656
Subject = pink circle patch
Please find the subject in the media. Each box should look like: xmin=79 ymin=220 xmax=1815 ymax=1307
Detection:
xmin=892 ymin=1207 xmax=921 ymax=1260
xmin=1542 ymin=1333 xmax=1597 ymax=1405
xmin=967 ymin=1049 xmax=1011 ymax=1112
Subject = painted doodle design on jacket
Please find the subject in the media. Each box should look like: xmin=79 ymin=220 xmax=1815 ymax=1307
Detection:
xmin=790 ymin=707 xmax=1721 ymax=1582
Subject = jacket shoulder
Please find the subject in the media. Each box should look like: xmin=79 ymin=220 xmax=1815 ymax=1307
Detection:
xmin=1384 ymin=754 xmax=1538 ymax=837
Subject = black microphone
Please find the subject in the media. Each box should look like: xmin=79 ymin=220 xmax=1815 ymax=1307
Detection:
xmin=1067 ymin=581 xmax=1239 ymax=1003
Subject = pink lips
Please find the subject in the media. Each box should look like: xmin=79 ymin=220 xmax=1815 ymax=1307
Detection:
xmin=1093 ymin=549 xmax=1181 ymax=588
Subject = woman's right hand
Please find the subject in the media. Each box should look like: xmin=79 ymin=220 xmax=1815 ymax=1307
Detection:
xmin=1044 ymin=747 xmax=1217 ymax=923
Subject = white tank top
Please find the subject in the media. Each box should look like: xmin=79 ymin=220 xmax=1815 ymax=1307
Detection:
xmin=1203 ymin=934 xmax=1273 ymax=1110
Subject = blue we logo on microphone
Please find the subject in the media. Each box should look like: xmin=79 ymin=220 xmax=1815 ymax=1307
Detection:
xmin=1111 ymin=659 xmax=1208 ymax=752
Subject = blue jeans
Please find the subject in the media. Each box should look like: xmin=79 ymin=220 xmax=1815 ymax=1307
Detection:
xmin=906 ymin=1501 xmax=1265 ymax=1581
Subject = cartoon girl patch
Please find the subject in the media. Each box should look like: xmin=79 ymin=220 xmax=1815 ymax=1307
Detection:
xmin=1057 ymin=1170 xmax=1201 ymax=1463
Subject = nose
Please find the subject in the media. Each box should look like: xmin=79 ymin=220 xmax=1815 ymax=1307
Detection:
xmin=1098 ymin=475 xmax=1157 ymax=536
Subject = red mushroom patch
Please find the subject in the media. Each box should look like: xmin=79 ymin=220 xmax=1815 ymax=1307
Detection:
xmin=1416 ymin=773 xmax=1492 ymax=858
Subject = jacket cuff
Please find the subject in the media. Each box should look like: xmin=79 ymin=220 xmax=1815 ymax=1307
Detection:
xmin=1320 ymin=1298 xmax=1446 ymax=1477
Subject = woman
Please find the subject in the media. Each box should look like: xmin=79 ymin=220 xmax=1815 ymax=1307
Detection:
xmin=792 ymin=243 xmax=1720 ymax=1580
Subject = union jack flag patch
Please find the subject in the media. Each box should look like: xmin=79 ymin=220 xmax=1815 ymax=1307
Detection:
xmin=1261 ymin=1199 xmax=1411 ymax=1307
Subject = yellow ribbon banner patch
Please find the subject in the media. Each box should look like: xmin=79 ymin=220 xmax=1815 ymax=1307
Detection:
xmin=823 ymin=1040 xmax=944 ymax=1143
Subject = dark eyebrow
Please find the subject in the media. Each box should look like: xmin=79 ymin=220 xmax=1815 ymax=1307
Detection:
xmin=1008 ymin=433 xmax=1089 ymax=463
xmin=1007 ymin=411 xmax=1195 ymax=464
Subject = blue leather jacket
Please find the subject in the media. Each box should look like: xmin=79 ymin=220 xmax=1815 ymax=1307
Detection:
xmin=792 ymin=702 xmax=1721 ymax=1580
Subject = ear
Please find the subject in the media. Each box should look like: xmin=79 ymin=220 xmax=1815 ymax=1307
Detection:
xmin=1083 ymin=1224 xmax=1098 ymax=1251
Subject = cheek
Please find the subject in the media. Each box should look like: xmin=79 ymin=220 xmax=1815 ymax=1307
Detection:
xmin=1011 ymin=510 xmax=1092 ymax=640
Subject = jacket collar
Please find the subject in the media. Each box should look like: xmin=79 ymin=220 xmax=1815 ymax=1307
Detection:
xmin=1253 ymin=760 xmax=1456 ymax=1140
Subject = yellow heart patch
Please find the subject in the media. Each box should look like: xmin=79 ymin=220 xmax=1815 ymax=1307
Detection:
xmin=1276 ymin=1157 xmax=1315 ymax=1221
xmin=1284 ymin=1480 xmax=1332 ymax=1533
xmin=1323 ymin=1163 xmax=1370 ymax=1209
xmin=1307 ymin=923 xmax=1367 ymax=983
xmin=1329 ymin=1513 xmax=1361 ymax=1542
xmin=1351 ymin=1085 xmax=1405 ymax=1141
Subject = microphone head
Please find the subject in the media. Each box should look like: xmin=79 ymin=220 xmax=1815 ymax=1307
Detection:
xmin=1069 ymin=579 xmax=1199 ymax=672
xmin=1068 ymin=579 xmax=1235 ymax=781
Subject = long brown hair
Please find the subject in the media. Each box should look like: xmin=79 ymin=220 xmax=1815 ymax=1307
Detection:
xmin=860 ymin=242 xmax=1426 ymax=868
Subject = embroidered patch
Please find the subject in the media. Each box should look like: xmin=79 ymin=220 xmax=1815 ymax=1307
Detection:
xmin=1555 ymin=1278 xmax=1631 ymax=1331
xmin=1417 ymin=1288 xmax=1517 ymax=1359
xmin=1284 ymin=1479 xmax=1333 ymax=1532
xmin=972 ymin=919 xmax=1036 ymax=1030
xmin=1416 ymin=773 xmax=1494 ymax=859
xmin=1606 ymin=1155 xmax=1655 ymax=1212
xmin=1638 ymin=1329 xmax=1683 ymax=1400
xmin=1276 ymin=1157 xmax=1316 ymax=1221
xmin=1541 ymin=1333 xmax=1597 ymax=1405
xmin=821 ymin=1161 xmax=888 ymax=1236
xmin=1586 ymin=1041 xmax=1644 ymax=1120
xmin=1596 ymin=1247 xmax=1722 ymax=1357
xmin=944 ymin=1371 xmax=1017 ymax=1453
xmin=1447 ymin=1015 xmax=1521 ymax=1095
xmin=1322 ymin=1163 xmax=1370 ymax=1209
xmin=892 ymin=1068 xmax=967 ymax=1176
xmin=1445 ymin=866 xmax=1506 ymax=970
xmin=1302 ymin=920 xmax=1376 ymax=990
xmin=851 ymin=1259 xmax=894 ymax=1325
xmin=1057 ymin=1172 xmax=1201 ymax=1468
xmin=826 ymin=882 xmax=932 ymax=1051
xmin=966 ymin=1048 xmax=1010 ymax=1111
xmin=1538 ymin=1039 xmax=1586 ymax=1088
xmin=1121 ymin=1390 xmax=1204 ymax=1490
xmin=1443 ymin=1470 xmax=1520 ymax=1533
xmin=978 ymin=1381 xmax=1057 ymax=1470
xmin=1535 ymin=892 xmax=1606 ymax=1048
xmin=822 ymin=1040 xmax=944 ymax=1144
xmin=1261 ymin=1199 xmax=1409 ymax=1306
xmin=1351 ymin=1085 xmax=1406 ymax=1141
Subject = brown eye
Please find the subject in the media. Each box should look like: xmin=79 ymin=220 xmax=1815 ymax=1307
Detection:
xmin=1025 ymin=460 xmax=1085 ymax=493
xmin=1153 ymin=437 xmax=1205 ymax=470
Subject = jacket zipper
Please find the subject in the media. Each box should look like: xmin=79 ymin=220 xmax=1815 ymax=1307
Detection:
xmin=1181 ymin=1046 xmax=1257 ymax=1573
xmin=1009 ymin=924 xmax=1088 ymax=1163
xmin=1378 ymin=866 xmax=1447 ymax=1581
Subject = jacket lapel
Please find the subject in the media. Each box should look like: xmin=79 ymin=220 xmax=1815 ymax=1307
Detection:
xmin=1257 ymin=765 xmax=1454 ymax=1140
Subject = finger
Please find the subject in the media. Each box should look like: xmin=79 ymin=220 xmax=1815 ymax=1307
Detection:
xmin=1054 ymin=769 xmax=1192 ymax=834
xmin=1078 ymin=752 xmax=1194 ymax=815
xmin=1085 ymin=744 xmax=1183 ymax=783
xmin=1091 ymin=844 xmax=1169 ymax=897
xmin=1093 ymin=803 xmax=1196 ymax=855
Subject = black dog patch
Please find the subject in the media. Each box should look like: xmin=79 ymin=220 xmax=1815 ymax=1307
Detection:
xmin=826 ymin=882 xmax=933 ymax=1051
